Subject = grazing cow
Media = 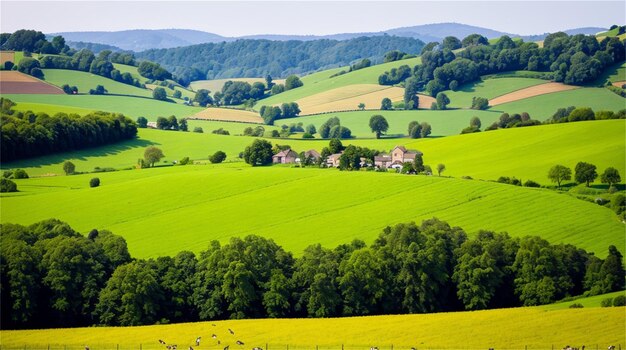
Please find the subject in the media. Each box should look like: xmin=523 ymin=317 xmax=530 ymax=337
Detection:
xmin=189 ymin=346 xmax=193 ymax=350
xmin=217 ymin=341 xmax=221 ymax=345
xmin=212 ymin=334 xmax=217 ymax=339
xmin=167 ymin=346 xmax=171 ymax=350
xmin=236 ymin=340 xmax=244 ymax=345
xmin=228 ymin=328 xmax=235 ymax=335
xmin=196 ymin=337 xmax=201 ymax=346
xmin=253 ymin=347 xmax=263 ymax=350
xmin=212 ymin=323 xmax=216 ymax=326
xmin=224 ymin=346 xmax=229 ymax=350
xmin=159 ymin=340 xmax=166 ymax=345
xmin=608 ymin=346 xmax=615 ymax=350
xmin=85 ymin=347 xmax=89 ymax=350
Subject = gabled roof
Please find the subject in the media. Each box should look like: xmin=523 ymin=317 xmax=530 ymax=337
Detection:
xmin=274 ymin=149 xmax=297 ymax=158
xmin=393 ymin=146 xmax=408 ymax=152
xmin=305 ymin=149 xmax=321 ymax=158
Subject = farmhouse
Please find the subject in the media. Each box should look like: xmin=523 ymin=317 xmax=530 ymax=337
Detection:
xmin=273 ymin=149 xmax=298 ymax=164
xmin=326 ymin=152 xmax=343 ymax=167
xmin=375 ymin=146 xmax=422 ymax=168
xmin=304 ymin=149 xmax=321 ymax=162
xmin=147 ymin=121 xmax=158 ymax=129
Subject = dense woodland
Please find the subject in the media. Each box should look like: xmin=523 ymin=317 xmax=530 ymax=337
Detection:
xmin=0 ymin=98 xmax=137 ymax=162
xmin=1 ymin=218 xmax=623 ymax=329
xmin=136 ymin=36 xmax=425 ymax=85
xmin=380 ymin=32 xmax=626 ymax=103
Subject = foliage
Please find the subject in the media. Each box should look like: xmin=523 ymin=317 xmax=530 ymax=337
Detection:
xmin=471 ymin=97 xmax=489 ymax=110
xmin=209 ymin=151 xmax=227 ymax=164
xmin=243 ymin=139 xmax=273 ymax=166
xmin=380 ymin=98 xmax=392 ymax=110
xmin=1 ymin=100 xmax=137 ymax=162
xmin=136 ymin=36 xmax=424 ymax=82
xmin=574 ymin=162 xmax=598 ymax=187
xmin=89 ymin=85 xmax=107 ymax=95
xmin=89 ymin=177 xmax=100 ymax=187
xmin=152 ymin=87 xmax=167 ymax=101
xmin=63 ymin=161 xmax=76 ymax=175
xmin=368 ymin=115 xmax=389 ymax=139
xmin=0 ymin=178 xmax=17 ymax=192
xmin=548 ymin=165 xmax=572 ymax=188
xmin=436 ymin=92 xmax=450 ymax=110
xmin=137 ymin=61 xmax=172 ymax=81
xmin=284 ymin=75 xmax=303 ymax=90
xmin=600 ymin=167 xmax=621 ymax=187
xmin=143 ymin=146 xmax=165 ymax=167
xmin=193 ymin=89 xmax=213 ymax=107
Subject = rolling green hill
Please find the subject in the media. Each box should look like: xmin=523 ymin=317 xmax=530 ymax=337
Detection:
xmin=490 ymin=87 xmax=625 ymax=118
xmin=257 ymin=57 xmax=421 ymax=107
xmin=5 ymin=94 xmax=204 ymax=119
xmin=41 ymin=69 xmax=154 ymax=97
xmin=2 ymin=165 xmax=622 ymax=259
xmin=444 ymin=77 xmax=548 ymax=108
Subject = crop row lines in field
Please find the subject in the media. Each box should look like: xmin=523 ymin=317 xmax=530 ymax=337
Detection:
xmin=1 ymin=345 xmax=621 ymax=350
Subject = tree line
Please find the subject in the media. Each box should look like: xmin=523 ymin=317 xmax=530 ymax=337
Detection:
xmin=136 ymin=36 xmax=425 ymax=86
xmin=379 ymin=32 xmax=625 ymax=101
xmin=0 ymin=98 xmax=137 ymax=162
xmin=2 ymin=217 xmax=623 ymax=329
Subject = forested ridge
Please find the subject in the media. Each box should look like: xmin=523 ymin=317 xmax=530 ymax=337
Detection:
xmin=2 ymin=218 xmax=623 ymax=329
xmin=136 ymin=36 xmax=425 ymax=84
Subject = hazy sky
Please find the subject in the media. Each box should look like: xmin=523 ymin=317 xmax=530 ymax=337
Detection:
xmin=1 ymin=1 xmax=624 ymax=36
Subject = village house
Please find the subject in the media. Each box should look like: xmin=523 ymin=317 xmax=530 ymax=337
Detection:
xmin=272 ymin=149 xmax=298 ymax=164
xmin=303 ymin=149 xmax=321 ymax=162
xmin=375 ymin=146 xmax=422 ymax=169
xmin=326 ymin=152 xmax=343 ymax=167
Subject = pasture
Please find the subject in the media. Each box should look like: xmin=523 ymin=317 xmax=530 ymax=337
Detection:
xmin=488 ymin=82 xmax=579 ymax=106
xmin=113 ymin=63 xmax=148 ymax=84
xmin=406 ymin=119 xmax=625 ymax=183
xmin=258 ymin=57 xmax=422 ymax=107
xmin=445 ymin=77 xmax=548 ymax=108
xmin=491 ymin=87 xmax=625 ymax=118
xmin=0 ymin=71 xmax=64 ymax=94
xmin=5 ymin=94 xmax=204 ymax=119
xmin=2 ymin=164 xmax=623 ymax=259
xmin=539 ymin=290 xmax=626 ymax=311
xmin=0 ymin=307 xmax=623 ymax=348
xmin=191 ymin=107 xmax=264 ymax=123
xmin=293 ymin=109 xmax=502 ymax=137
xmin=41 ymin=69 xmax=154 ymax=97
xmin=591 ymin=61 xmax=626 ymax=86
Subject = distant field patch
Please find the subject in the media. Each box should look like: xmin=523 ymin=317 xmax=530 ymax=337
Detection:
xmin=294 ymin=84 xmax=414 ymax=115
xmin=0 ymin=50 xmax=15 ymax=63
xmin=190 ymin=78 xmax=285 ymax=92
xmin=191 ymin=107 xmax=263 ymax=123
xmin=612 ymin=81 xmax=625 ymax=87
xmin=41 ymin=69 xmax=153 ymax=98
xmin=446 ymin=77 xmax=547 ymax=108
xmin=489 ymin=82 xmax=579 ymax=106
xmin=0 ymin=71 xmax=64 ymax=94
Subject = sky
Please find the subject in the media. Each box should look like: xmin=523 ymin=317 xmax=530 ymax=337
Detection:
xmin=1 ymin=1 xmax=624 ymax=36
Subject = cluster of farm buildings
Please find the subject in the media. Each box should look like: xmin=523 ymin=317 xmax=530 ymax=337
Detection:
xmin=273 ymin=146 xmax=422 ymax=169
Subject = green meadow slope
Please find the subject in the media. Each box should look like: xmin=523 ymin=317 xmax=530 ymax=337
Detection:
xmin=4 ymin=94 xmax=204 ymax=119
xmin=2 ymin=165 xmax=622 ymax=259
xmin=41 ymin=69 xmax=153 ymax=97
xmin=445 ymin=77 xmax=548 ymax=108
xmin=258 ymin=57 xmax=421 ymax=106
xmin=407 ymin=119 xmax=626 ymax=183
xmin=0 ymin=299 xmax=623 ymax=348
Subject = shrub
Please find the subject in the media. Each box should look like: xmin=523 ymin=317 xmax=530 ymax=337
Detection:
xmin=212 ymin=128 xmax=230 ymax=135
xmin=173 ymin=90 xmax=182 ymax=99
xmin=568 ymin=303 xmax=584 ymax=308
xmin=302 ymin=132 xmax=314 ymax=139
xmin=209 ymin=151 xmax=227 ymax=164
xmin=471 ymin=97 xmax=489 ymax=110
xmin=0 ymin=178 xmax=17 ymax=192
xmin=193 ymin=127 xmax=204 ymax=133
xmin=523 ymin=180 xmax=541 ymax=188
xmin=89 ymin=178 xmax=100 ymax=188
xmin=601 ymin=298 xmax=613 ymax=307
xmin=178 ymin=157 xmax=191 ymax=165
xmin=63 ymin=161 xmax=76 ymax=175
xmin=13 ymin=169 xmax=28 ymax=179
xmin=614 ymin=295 xmax=626 ymax=306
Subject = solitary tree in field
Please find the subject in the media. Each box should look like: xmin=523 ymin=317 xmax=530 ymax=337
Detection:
xmin=381 ymin=98 xmax=393 ymax=110
xmin=369 ymin=115 xmax=389 ymax=139
xmin=575 ymin=162 xmax=598 ymax=187
xmin=437 ymin=163 xmax=446 ymax=176
xmin=243 ymin=139 xmax=273 ymax=166
xmin=548 ymin=165 xmax=571 ymax=189
xmin=601 ymin=167 xmax=621 ymax=188
xmin=358 ymin=103 xmax=365 ymax=111
xmin=436 ymin=92 xmax=450 ymax=110
xmin=63 ymin=161 xmax=76 ymax=175
xmin=144 ymin=146 xmax=165 ymax=167
xmin=152 ymin=87 xmax=167 ymax=101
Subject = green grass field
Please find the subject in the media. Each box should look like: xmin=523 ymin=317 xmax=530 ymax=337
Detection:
xmin=258 ymin=57 xmax=421 ymax=107
xmin=1 ymin=307 xmax=623 ymax=348
xmin=406 ymin=119 xmax=626 ymax=183
xmin=591 ymin=61 xmax=626 ymax=86
xmin=293 ymin=109 xmax=502 ymax=137
xmin=444 ymin=77 xmax=547 ymax=108
xmin=491 ymin=87 xmax=625 ymax=118
xmin=41 ymin=69 xmax=154 ymax=97
xmin=113 ymin=63 xmax=147 ymax=84
xmin=2 ymin=164 xmax=623 ymax=259
xmin=539 ymin=290 xmax=626 ymax=311
xmin=5 ymin=94 xmax=204 ymax=119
